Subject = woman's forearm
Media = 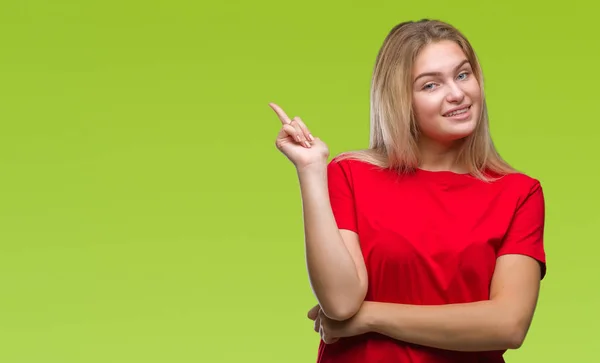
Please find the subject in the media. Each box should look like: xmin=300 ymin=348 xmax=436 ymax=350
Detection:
xmin=297 ymin=164 xmax=365 ymax=320
xmin=362 ymin=300 xmax=525 ymax=352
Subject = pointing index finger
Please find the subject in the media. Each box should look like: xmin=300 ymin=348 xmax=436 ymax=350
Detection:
xmin=269 ymin=103 xmax=292 ymax=125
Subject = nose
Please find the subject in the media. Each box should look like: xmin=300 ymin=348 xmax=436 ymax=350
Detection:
xmin=446 ymin=82 xmax=465 ymax=103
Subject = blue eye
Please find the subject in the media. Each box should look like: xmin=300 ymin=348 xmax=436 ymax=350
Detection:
xmin=457 ymin=72 xmax=469 ymax=80
xmin=423 ymin=83 xmax=436 ymax=91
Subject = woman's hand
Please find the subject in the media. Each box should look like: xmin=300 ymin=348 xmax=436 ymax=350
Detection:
xmin=269 ymin=103 xmax=329 ymax=171
xmin=307 ymin=304 xmax=370 ymax=344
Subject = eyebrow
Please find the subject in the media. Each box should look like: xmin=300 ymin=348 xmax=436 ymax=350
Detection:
xmin=413 ymin=59 xmax=471 ymax=84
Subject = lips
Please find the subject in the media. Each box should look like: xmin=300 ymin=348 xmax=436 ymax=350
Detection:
xmin=443 ymin=105 xmax=471 ymax=117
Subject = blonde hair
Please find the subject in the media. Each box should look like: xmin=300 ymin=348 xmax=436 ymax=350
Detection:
xmin=337 ymin=19 xmax=515 ymax=181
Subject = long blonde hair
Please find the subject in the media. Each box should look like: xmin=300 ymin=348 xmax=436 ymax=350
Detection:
xmin=337 ymin=19 xmax=515 ymax=181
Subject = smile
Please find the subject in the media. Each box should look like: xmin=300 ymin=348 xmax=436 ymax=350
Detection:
xmin=444 ymin=106 xmax=471 ymax=117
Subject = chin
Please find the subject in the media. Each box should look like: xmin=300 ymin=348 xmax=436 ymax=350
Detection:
xmin=420 ymin=116 xmax=479 ymax=143
xmin=453 ymin=129 xmax=476 ymax=141
xmin=438 ymin=126 xmax=477 ymax=143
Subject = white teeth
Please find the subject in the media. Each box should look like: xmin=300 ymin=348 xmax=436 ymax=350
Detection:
xmin=446 ymin=107 xmax=469 ymax=117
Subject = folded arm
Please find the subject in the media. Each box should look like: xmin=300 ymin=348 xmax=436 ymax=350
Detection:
xmin=361 ymin=254 xmax=542 ymax=351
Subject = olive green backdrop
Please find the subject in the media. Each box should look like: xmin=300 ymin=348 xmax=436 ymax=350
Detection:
xmin=0 ymin=0 xmax=596 ymax=362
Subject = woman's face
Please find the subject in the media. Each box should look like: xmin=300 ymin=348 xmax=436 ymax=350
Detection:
xmin=411 ymin=40 xmax=482 ymax=144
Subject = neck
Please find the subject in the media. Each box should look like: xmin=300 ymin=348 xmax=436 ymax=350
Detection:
xmin=417 ymin=137 xmax=467 ymax=173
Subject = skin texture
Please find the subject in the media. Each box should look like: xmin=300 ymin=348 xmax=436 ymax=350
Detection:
xmin=412 ymin=40 xmax=482 ymax=172
xmin=413 ymin=41 xmax=481 ymax=144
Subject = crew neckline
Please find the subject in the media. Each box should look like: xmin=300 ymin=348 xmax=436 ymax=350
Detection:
xmin=414 ymin=167 xmax=475 ymax=183
xmin=416 ymin=167 xmax=468 ymax=175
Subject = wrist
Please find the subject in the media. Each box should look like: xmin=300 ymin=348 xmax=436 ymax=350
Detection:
xmin=296 ymin=161 xmax=328 ymax=176
xmin=358 ymin=301 xmax=378 ymax=334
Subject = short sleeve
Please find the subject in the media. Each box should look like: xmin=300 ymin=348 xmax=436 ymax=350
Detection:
xmin=327 ymin=159 xmax=358 ymax=233
xmin=498 ymin=180 xmax=547 ymax=279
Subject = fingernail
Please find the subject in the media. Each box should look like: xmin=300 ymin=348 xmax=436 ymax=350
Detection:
xmin=304 ymin=141 xmax=311 ymax=148
xmin=308 ymin=134 xmax=315 ymax=141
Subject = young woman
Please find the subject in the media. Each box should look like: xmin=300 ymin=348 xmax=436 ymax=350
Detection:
xmin=270 ymin=19 xmax=546 ymax=363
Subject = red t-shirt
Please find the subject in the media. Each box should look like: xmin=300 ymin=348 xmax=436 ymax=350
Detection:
xmin=317 ymin=157 xmax=547 ymax=363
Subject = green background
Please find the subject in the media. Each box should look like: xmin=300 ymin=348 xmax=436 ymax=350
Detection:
xmin=0 ymin=0 xmax=596 ymax=362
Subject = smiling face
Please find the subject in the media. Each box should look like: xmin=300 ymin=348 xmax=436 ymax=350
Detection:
xmin=411 ymin=40 xmax=482 ymax=145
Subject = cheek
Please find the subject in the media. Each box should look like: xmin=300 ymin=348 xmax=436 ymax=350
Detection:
xmin=413 ymin=97 xmax=443 ymax=134
xmin=466 ymin=81 xmax=482 ymax=102
xmin=413 ymin=95 xmax=442 ymax=119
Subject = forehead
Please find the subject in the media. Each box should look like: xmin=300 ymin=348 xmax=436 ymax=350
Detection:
xmin=413 ymin=40 xmax=469 ymax=73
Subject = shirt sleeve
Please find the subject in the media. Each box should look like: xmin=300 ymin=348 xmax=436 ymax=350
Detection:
xmin=497 ymin=180 xmax=547 ymax=279
xmin=327 ymin=159 xmax=358 ymax=233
